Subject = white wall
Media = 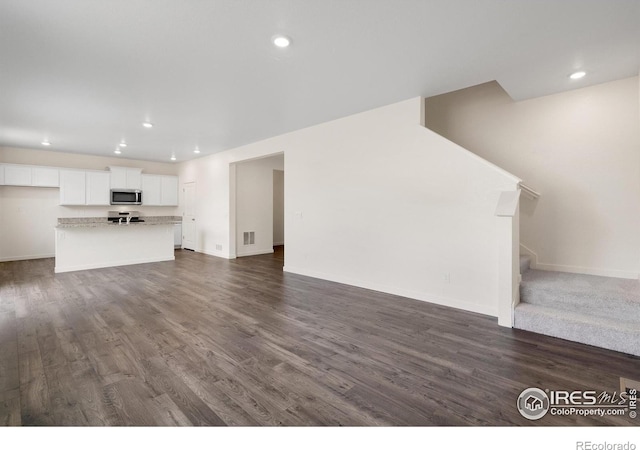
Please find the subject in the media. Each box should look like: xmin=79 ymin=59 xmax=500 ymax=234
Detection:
xmin=425 ymin=77 xmax=640 ymax=278
xmin=0 ymin=186 xmax=60 ymax=261
xmin=235 ymin=154 xmax=284 ymax=257
xmin=273 ymin=170 xmax=285 ymax=246
xmin=0 ymin=146 xmax=179 ymax=261
xmin=180 ymin=98 xmax=519 ymax=316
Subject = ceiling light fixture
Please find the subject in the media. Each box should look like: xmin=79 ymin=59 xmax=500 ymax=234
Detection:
xmin=569 ymin=71 xmax=586 ymax=80
xmin=194 ymin=147 xmax=201 ymax=154
xmin=114 ymin=149 xmax=122 ymax=155
xmin=273 ymin=35 xmax=291 ymax=48
xmin=170 ymin=155 xmax=176 ymax=161
xmin=142 ymin=122 xmax=153 ymax=128
xmin=41 ymin=140 xmax=51 ymax=146
xmin=119 ymin=142 xmax=127 ymax=147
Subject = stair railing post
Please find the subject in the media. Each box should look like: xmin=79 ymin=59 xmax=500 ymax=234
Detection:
xmin=495 ymin=190 xmax=521 ymax=327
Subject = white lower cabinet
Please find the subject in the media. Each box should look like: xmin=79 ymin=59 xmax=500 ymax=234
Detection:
xmin=174 ymin=223 xmax=182 ymax=248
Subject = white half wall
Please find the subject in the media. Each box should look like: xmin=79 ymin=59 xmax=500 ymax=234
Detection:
xmin=235 ymin=155 xmax=284 ymax=257
xmin=180 ymin=97 xmax=519 ymax=317
xmin=425 ymin=77 xmax=640 ymax=278
xmin=54 ymin=224 xmax=175 ymax=273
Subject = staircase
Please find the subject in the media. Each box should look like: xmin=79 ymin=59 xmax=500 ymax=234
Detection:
xmin=514 ymin=257 xmax=640 ymax=357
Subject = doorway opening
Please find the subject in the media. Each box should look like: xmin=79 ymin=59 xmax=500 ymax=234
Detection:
xmin=231 ymin=153 xmax=284 ymax=266
xmin=273 ymin=168 xmax=284 ymax=264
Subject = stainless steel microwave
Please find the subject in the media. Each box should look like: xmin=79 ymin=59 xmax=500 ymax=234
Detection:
xmin=110 ymin=189 xmax=142 ymax=205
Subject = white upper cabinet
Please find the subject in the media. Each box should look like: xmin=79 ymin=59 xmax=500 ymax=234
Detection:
xmin=160 ymin=176 xmax=179 ymax=206
xmin=32 ymin=166 xmax=59 ymax=187
xmin=60 ymin=170 xmax=110 ymax=205
xmin=141 ymin=174 xmax=178 ymax=206
xmin=0 ymin=164 xmax=59 ymax=187
xmin=1 ymin=162 xmax=174 ymax=207
xmin=4 ymin=164 xmax=32 ymax=186
xmin=59 ymin=170 xmax=86 ymax=205
xmin=126 ymin=169 xmax=142 ymax=190
xmin=109 ymin=166 xmax=142 ymax=190
xmin=109 ymin=167 xmax=126 ymax=189
xmin=141 ymin=174 xmax=162 ymax=205
xmin=85 ymin=171 xmax=111 ymax=205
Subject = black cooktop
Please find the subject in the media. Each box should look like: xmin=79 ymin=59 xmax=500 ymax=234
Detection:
xmin=107 ymin=218 xmax=145 ymax=223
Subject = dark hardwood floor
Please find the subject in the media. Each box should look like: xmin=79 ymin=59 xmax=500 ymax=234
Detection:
xmin=0 ymin=247 xmax=638 ymax=426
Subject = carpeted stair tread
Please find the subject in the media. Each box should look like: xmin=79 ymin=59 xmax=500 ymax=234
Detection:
xmin=520 ymin=269 xmax=640 ymax=321
xmin=519 ymin=255 xmax=532 ymax=275
xmin=514 ymin=303 xmax=640 ymax=357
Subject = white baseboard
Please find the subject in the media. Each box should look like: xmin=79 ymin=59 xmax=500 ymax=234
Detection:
xmin=195 ymin=248 xmax=236 ymax=259
xmin=534 ymin=263 xmax=639 ymax=280
xmin=283 ymin=265 xmax=497 ymax=317
xmin=519 ymin=243 xmax=638 ymax=279
xmin=55 ymin=255 xmax=175 ymax=274
xmin=237 ymin=248 xmax=275 ymax=257
xmin=0 ymin=253 xmax=55 ymax=262
xmin=186 ymin=246 xmax=276 ymax=260
xmin=273 ymin=241 xmax=284 ymax=246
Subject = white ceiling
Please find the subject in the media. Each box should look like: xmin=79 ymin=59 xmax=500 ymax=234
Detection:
xmin=0 ymin=0 xmax=638 ymax=163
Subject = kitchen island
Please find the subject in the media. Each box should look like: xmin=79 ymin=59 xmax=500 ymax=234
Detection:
xmin=55 ymin=216 xmax=182 ymax=273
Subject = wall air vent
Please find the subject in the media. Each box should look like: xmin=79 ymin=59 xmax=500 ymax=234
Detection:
xmin=243 ymin=231 xmax=255 ymax=245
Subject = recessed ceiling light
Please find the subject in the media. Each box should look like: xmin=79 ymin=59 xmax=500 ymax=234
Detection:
xmin=142 ymin=122 xmax=153 ymax=128
xmin=170 ymin=155 xmax=176 ymax=161
xmin=273 ymin=35 xmax=291 ymax=48
xmin=114 ymin=149 xmax=122 ymax=155
xmin=194 ymin=147 xmax=201 ymax=154
xmin=119 ymin=142 xmax=127 ymax=147
xmin=41 ymin=140 xmax=51 ymax=146
xmin=569 ymin=71 xmax=586 ymax=80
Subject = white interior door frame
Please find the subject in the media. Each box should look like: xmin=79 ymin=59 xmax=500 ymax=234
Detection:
xmin=182 ymin=182 xmax=196 ymax=250
xmin=229 ymin=152 xmax=284 ymax=259
xmin=229 ymin=163 xmax=237 ymax=258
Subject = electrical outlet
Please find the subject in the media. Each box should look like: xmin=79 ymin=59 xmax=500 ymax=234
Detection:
xmin=444 ymin=273 xmax=450 ymax=284
xmin=215 ymin=244 xmax=222 ymax=251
